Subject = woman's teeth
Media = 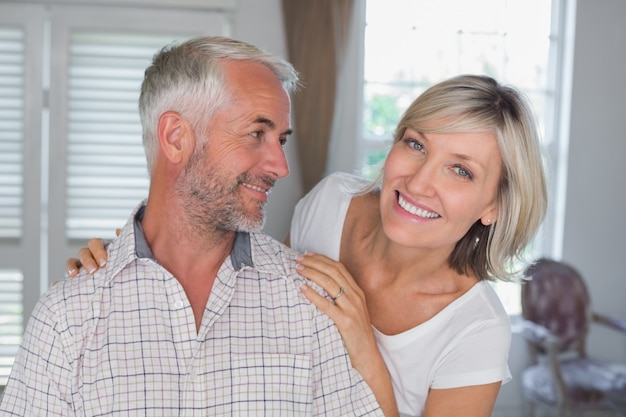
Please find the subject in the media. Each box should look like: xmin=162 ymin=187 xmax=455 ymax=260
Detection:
xmin=398 ymin=194 xmax=440 ymax=218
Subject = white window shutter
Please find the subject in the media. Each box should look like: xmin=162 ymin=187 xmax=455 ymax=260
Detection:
xmin=0 ymin=28 xmax=26 ymax=386
xmin=0 ymin=3 xmax=232 ymax=387
xmin=65 ymin=33 xmax=181 ymax=239
xmin=47 ymin=4 xmax=232 ymax=276
xmin=0 ymin=28 xmax=24 ymax=239
xmin=0 ymin=271 xmax=23 ymax=385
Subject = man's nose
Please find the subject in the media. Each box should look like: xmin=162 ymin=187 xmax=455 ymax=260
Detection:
xmin=264 ymin=140 xmax=290 ymax=179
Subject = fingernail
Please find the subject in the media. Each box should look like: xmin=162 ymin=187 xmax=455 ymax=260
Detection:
xmin=98 ymin=258 xmax=107 ymax=267
xmin=87 ymin=266 xmax=97 ymax=274
xmin=295 ymin=263 xmax=304 ymax=271
xmin=67 ymin=268 xmax=76 ymax=277
xmin=295 ymin=254 xmax=304 ymax=261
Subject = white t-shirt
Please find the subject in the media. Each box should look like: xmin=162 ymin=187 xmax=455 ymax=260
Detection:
xmin=291 ymin=172 xmax=512 ymax=417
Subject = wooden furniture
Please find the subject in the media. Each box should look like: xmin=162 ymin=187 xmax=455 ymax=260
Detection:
xmin=520 ymin=258 xmax=626 ymax=416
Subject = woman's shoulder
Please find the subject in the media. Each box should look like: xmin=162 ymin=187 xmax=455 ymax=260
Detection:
xmin=296 ymin=171 xmax=371 ymax=215
xmin=290 ymin=172 xmax=367 ymax=257
xmin=470 ymin=280 xmax=510 ymax=321
xmin=315 ymin=171 xmax=371 ymax=195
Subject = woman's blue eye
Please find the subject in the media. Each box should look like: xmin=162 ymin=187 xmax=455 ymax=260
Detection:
xmin=454 ymin=166 xmax=473 ymax=179
xmin=404 ymin=138 xmax=424 ymax=151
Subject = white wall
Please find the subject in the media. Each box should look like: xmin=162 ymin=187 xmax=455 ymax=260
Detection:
xmin=499 ymin=0 xmax=626 ymax=412
xmin=561 ymin=0 xmax=626 ymax=361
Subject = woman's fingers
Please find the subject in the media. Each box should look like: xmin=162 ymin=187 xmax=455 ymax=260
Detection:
xmin=297 ymin=253 xmax=377 ymax=375
xmin=295 ymin=252 xmax=368 ymax=325
xmin=86 ymin=238 xmax=108 ymax=268
xmin=65 ymin=245 xmax=99 ymax=277
xmin=65 ymin=258 xmax=82 ymax=277
xmin=66 ymin=234 xmax=114 ymax=278
xmin=300 ymin=284 xmax=338 ymax=317
xmin=77 ymin=246 xmax=100 ymax=274
xmin=295 ymin=252 xmax=360 ymax=295
xmin=300 ymin=280 xmax=360 ymax=332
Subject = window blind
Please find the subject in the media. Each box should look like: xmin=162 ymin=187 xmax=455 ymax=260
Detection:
xmin=0 ymin=28 xmax=24 ymax=239
xmin=66 ymin=32 xmax=187 ymax=239
xmin=0 ymin=2 xmax=232 ymax=390
xmin=0 ymin=271 xmax=23 ymax=386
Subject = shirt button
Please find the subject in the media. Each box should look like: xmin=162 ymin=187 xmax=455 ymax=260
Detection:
xmin=174 ymin=300 xmax=184 ymax=309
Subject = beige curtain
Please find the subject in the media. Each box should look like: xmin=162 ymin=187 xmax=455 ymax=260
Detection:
xmin=282 ymin=0 xmax=354 ymax=194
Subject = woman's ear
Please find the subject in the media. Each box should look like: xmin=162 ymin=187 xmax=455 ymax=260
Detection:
xmin=480 ymin=207 xmax=498 ymax=226
xmin=157 ymin=111 xmax=195 ymax=165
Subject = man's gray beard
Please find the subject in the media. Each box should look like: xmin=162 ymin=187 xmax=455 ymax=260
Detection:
xmin=175 ymin=157 xmax=267 ymax=237
xmin=213 ymin=195 xmax=267 ymax=233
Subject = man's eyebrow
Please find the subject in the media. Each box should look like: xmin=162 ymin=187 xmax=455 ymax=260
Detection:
xmin=254 ymin=117 xmax=293 ymax=135
xmin=255 ymin=117 xmax=275 ymax=128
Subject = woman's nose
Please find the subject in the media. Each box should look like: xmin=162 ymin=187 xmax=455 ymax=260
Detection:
xmin=405 ymin=159 xmax=438 ymax=196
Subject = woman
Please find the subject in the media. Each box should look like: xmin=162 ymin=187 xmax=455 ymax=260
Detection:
xmin=67 ymin=75 xmax=548 ymax=417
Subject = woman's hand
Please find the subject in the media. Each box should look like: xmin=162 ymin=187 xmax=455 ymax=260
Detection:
xmin=296 ymin=252 xmax=399 ymax=417
xmin=65 ymin=237 xmax=110 ymax=277
xmin=296 ymin=252 xmax=376 ymax=369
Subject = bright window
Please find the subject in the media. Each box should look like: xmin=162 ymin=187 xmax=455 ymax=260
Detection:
xmin=361 ymin=0 xmax=565 ymax=314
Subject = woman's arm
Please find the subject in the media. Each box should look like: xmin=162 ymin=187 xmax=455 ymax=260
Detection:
xmin=296 ymin=252 xmax=399 ymax=417
xmin=423 ymin=383 xmax=501 ymax=417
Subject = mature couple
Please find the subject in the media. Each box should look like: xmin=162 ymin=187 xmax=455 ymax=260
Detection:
xmin=0 ymin=35 xmax=546 ymax=417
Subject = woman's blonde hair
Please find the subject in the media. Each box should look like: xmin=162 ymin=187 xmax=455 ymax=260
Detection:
xmin=377 ymin=74 xmax=548 ymax=281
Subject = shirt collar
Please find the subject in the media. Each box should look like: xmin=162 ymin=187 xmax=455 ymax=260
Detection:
xmin=132 ymin=205 xmax=254 ymax=270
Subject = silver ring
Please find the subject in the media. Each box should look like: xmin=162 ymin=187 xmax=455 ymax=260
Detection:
xmin=332 ymin=287 xmax=345 ymax=301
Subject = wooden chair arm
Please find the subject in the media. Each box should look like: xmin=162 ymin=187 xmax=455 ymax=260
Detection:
xmin=519 ymin=320 xmax=560 ymax=348
xmin=593 ymin=312 xmax=626 ymax=334
xmin=519 ymin=320 xmax=570 ymax=407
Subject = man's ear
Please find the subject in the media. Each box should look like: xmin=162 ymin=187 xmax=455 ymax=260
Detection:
xmin=157 ymin=111 xmax=195 ymax=164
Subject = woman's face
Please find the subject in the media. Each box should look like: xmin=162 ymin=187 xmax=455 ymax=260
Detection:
xmin=380 ymin=127 xmax=502 ymax=253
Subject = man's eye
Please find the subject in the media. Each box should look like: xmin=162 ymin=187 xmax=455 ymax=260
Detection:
xmin=250 ymin=131 xmax=262 ymax=139
xmin=279 ymin=137 xmax=287 ymax=147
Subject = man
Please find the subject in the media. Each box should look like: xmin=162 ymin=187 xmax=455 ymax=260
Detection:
xmin=0 ymin=36 xmax=382 ymax=416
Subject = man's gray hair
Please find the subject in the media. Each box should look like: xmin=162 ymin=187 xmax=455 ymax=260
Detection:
xmin=139 ymin=36 xmax=299 ymax=172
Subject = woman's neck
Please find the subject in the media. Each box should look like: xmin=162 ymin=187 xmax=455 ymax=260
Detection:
xmin=341 ymin=192 xmax=476 ymax=292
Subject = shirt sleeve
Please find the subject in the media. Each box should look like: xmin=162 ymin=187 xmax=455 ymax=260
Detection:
xmin=0 ymin=291 xmax=75 ymax=416
xmin=290 ymin=172 xmax=359 ymax=260
xmin=432 ymin=315 xmax=512 ymax=389
xmin=310 ymin=306 xmax=383 ymax=416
